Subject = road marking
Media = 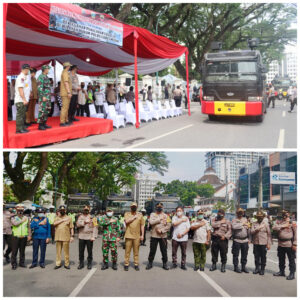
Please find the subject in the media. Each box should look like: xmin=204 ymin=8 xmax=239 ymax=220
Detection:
xmin=282 ymin=111 xmax=286 ymax=117
xmin=69 ymin=268 xmax=97 ymax=297
xmin=283 ymin=103 xmax=286 ymax=107
xmin=197 ymin=270 xmax=230 ymax=297
xmin=268 ymin=258 xmax=279 ymax=264
xmin=126 ymin=124 xmax=194 ymax=149
xmin=277 ymin=129 xmax=285 ymax=148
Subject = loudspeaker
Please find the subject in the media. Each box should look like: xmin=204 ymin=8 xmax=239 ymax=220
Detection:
xmin=161 ymin=80 xmax=166 ymax=87
xmin=125 ymin=78 xmax=131 ymax=86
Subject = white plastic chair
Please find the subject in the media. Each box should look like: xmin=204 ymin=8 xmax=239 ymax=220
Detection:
xmin=165 ymin=100 xmax=176 ymax=117
xmin=53 ymin=103 xmax=60 ymax=117
xmin=128 ymin=101 xmax=135 ymax=113
xmin=139 ymin=102 xmax=152 ymax=122
xmin=34 ymin=103 xmax=39 ymax=118
xmin=158 ymin=101 xmax=168 ymax=119
xmin=146 ymin=100 xmax=161 ymax=120
xmin=171 ymin=99 xmax=182 ymax=115
xmin=115 ymin=100 xmax=120 ymax=112
xmin=12 ymin=105 xmax=16 ymax=120
xmin=125 ymin=103 xmax=136 ymax=125
xmin=153 ymin=99 xmax=159 ymax=110
xmin=89 ymin=103 xmax=104 ymax=118
xmin=107 ymin=105 xmax=125 ymax=129
xmin=103 ymin=102 xmax=109 ymax=118
xmin=119 ymin=102 xmax=127 ymax=117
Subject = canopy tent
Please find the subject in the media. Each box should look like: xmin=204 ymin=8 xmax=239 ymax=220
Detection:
xmin=3 ymin=3 xmax=191 ymax=148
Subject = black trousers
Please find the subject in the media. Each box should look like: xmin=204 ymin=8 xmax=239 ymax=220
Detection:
xmin=79 ymin=239 xmax=93 ymax=263
xmin=50 ymin=225 xmax=55 ymax=242
xmin=290 ymin=98 xmax=297 ymax=111
xmin=267 ymin=96 xmax=275 ymax=108
xmin=278 ymin=246 xmax=296 ymax=273
xmin=69 ymin=95 xmax=78 ymax=120
xmin=148 ymin=237 xmax=168 ymax=264
xmin=49 ymin=102 xmax=55 ymax=117
xmin=78 ymin=104 xmax=90 ymax=117
xmin=11 ymin=236 xmax=27 ymax=266
xmin=211 ymin=236 xmax=228 ymax=264
xmin=95 ymin=105 xmax=104 ymax=114
xmin=174 ymin=96 xmax=182 ymax=107
xmin=253 ymin=244 xmax=267 ymax=269
xmin=232 ymin=241 xmax=249 ymax=266
xmin=3 ymin=234 xmax=12 ymax=257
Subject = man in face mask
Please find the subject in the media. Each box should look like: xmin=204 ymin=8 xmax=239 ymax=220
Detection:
xmin=124 ymin=203 xmax=145 ymax=271
xmin=171 ymin=206 xmax=190 ymax=270
xmin=10 ymin=204 xmax=32 ymax=270
xmin=3 ymin=202 xmax=13 ymax=264
xmin=231 ymin=208 xmax=251 ymax=273
xmin=210 ymin=209 xmax=232 ymax=273
xmin=250 ymin=210 xmax=271 ymax=275
xmin=146 ymin=203 xmax=171 ymax=270
xmin=29 ymin=208 xmax=51 ymax=269
xmin=99 ymin=208 xmax=121 ymax=270
xmin=272 ymin=210 xmax=297 ymax=280
xmin=53 ymin=205 xmax=74 ymax=270
xmin=76 ymin=206 xmax=98 ymax=270
xmin=191 ymin=209 xmax=211 ymax=271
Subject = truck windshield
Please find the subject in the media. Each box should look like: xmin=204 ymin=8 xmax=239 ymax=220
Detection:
xmin=206 ymin=61 xmax=257 ymax=82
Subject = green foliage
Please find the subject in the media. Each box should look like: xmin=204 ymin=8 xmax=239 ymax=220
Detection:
xmin=213 ymin=200 xmax=235 ymax=212
xmin=3 ymin=184 xmax=18 ymax=203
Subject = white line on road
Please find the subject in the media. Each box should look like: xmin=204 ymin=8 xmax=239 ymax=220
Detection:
xmin=126 ymin=124 xmax=194 ymax=149
xmin=282 ymin=111 xmax=286 ymax=117
xmin=197 ymin=270 xmax=230 ymax=297
xmin=277 ymin=129 xmax=285 ymax=148
xmin=69 ymin=268 xmax=97 ymax=297
xmin=283 ymin=103 xmax=286 ymax=107
xmin=268 ymin=258 xmax=279 ymax=264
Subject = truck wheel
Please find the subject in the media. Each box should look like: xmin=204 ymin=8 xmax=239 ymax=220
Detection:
xmin=208 ymin=115 xmax=216 ymax=121
xmin=256 ymin=114 xmax=264 ymax=123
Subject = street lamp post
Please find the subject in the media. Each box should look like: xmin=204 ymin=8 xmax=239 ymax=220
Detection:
xmin=155 ymin=13 xmax=163 ymax=85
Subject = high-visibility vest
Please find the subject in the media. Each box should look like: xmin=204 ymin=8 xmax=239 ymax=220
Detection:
xmin=47 ymin=213 xmax=56 ymax=225
xmin=12 ymin=218 xmax=28 ymax=237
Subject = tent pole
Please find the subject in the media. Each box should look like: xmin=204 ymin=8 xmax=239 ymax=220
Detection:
xmin=52 ymin=59 xmax=56 ymax=87
xmin=134 ymin=32 xmax=140 ymax=128
xmin=185 ymin=50 xmax=191 ymax=116
xmin=116 ymin=69 xmax=119 ymax=102
xmin=3 ymin=3 xmax=9 ymax=148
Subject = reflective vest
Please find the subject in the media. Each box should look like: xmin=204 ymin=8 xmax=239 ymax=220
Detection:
xmin=47 ymin=212 xmax=56 ymax=225
xmin=12 ymin=218 xmax=28 ymax=237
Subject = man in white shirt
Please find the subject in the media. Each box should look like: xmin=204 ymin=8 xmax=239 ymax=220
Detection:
xmin=191 ymin=209 xmax=211 ymax=271
xmin=171 ymin=206 xmax=190 ymax=270
xmin=15 ymin=64 xmax=31 ymax=133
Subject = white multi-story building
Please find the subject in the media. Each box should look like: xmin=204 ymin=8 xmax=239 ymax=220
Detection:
xmin=284 ymin=52 xmax=297 ymax=83
xmin=266 ymin=61 xmax=280 ymax=84
xmin=205 ymin=152 xmax=268 ymax=184
xmin=132 ymin=173 xmax=159 ymax=209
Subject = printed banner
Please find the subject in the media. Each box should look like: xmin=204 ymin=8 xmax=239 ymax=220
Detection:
xmin=270 ymin=171 xmax=295 ymax=185
xmin=49 ymin=5 xmax=123 ymax=46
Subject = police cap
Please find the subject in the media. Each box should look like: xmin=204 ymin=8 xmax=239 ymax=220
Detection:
xmin=59 ymin=205 xmax=66 ymax=211
xmin=22 ymin=64 xmax=31 ymax=70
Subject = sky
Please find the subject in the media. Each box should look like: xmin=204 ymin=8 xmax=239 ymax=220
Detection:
xmin=142 ymin=152 xmax=206 ymax=183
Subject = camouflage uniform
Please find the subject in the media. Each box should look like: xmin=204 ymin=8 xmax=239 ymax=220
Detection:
xmin=99 ymin=215 xmax=121 ymax=263
xmin=37 ymin=72 xmax=51 ymax=124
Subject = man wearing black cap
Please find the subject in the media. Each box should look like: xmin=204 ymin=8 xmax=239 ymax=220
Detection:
xmin=15 ymin=64 xmax=31 ymax=133
xmin=146 ymin=202 xmax=171 ymax=270
xmin=69 ymin=65 xmax=80 ymax=122
xmin=210 ymin=209 xmax=232 ymax=273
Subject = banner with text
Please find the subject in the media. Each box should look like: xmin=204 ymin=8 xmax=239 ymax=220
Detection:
xmin=49 ymin=5 xmax=123 ymax=46
xmin=270 ymin=171 xmax=295 ymax=185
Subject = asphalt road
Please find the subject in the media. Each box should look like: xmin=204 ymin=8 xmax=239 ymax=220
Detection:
xmin=3 ymin=234 xmax=297 ymax=297
xmin=44 ymin=100 xmax=297 ymax=149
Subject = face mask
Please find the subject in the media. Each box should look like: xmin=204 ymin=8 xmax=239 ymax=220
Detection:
xmin=217 ymin=214 xmax=223 ymax=220
xmin=17 ymin=210 xmax=23 ymax=215
xmin=156 ymin=207 xmax=163 ymax=212
xmin=60 ymin=211 xmax=66 ymax=216
xmin=197 ymin=214 xmax=203 ymax=219
xmin=237 ymin=212 xmax=243 ymax=218
xmin=38 ymin=213 xmax=44 ymax=218
xmin=177 ymin=211 xmax=183 ymax=217
xmin=83 ymin=210 xmax=89 ymax=215
xmin=131 ymin=207 xmax=137 ymax=212
xmin=282 ymin=214 xmax=288 ymax=219
xmin=107 ymin=212 xmax=113 ymax=217
xmin=257 ymin=217 xmax=263 ymax=223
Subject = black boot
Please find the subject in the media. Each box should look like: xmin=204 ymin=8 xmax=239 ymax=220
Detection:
xmin=286 ymin=272 xmax=295 ymax=280
xmin=43 ymin=122 xmax=52 ymax=129
xmin=253 ymin=265 xmax=260 ymax=274
xmin=4 ymin=255 xmax=10 ymax=264
xmin=181 ymin=264 xmax=187 ymax=270
xmin=273 ymin=270 xmax=285 ymax=277
xmin=194 ymin=265 xmax=199 ymax=271
xmin=112 ymin=263 xmax=118 ymax=270
xmin=242 ymin=264 xmax=249 ymax=273
xmin=162 ymin=263 xmax=169 ymax=270
xmin=221 ymin=263 xmax=226 ymax=273
xmin=210 ymin=263 xmax=217 ymax=271
xmin=101 ymin=262 xmax=108 ymax=270
xmin=234 ymin=265 xmax=242 ymax=273
xmin=77 ymin=262 xmax=84 ymax=270
xmin=259 ymin=267 xmax=265 ymax=275
xmin=38 ymin=123 xmax=46 ymax=130
xmin=87 ymin=262 xmax=92 ymax=270
xmin=146 ymin=262 xmax=153 ymax=270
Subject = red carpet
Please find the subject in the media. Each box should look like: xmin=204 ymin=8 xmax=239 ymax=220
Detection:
xmin=7 ymin=117 xmax=113 ymax=148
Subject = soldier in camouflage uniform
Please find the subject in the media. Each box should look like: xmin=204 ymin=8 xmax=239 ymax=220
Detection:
xmin=99 ymin=209 xmax=121 ymax=270
xmin=37 ymin=65 xmax=52 ymax=131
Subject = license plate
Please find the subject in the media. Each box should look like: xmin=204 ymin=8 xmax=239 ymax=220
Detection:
xmin=214 ymin=102 xmax=246 ymax=115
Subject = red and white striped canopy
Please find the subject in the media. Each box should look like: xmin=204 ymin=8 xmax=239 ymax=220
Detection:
xmin=6 ymin=3 xmax=187 ymax=76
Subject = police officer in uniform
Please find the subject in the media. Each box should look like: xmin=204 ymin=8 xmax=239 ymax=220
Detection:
xmin=210 ymin=209 xmax=232 ymax=273
xmin=99 ymin=208 xmax=121 ymax=270
xmin=15 ymin=64 xmax=31 ymax=133
xmin=10 ymin=204 xmax=31 ymax=270
xmin=250 ymin=210 xmax=271 ymax=275
xmin=26 ymin=67 xmax=38 ymax=125
xmin=231 ymin=208 xmax=251 ymax=273
xmin=273 ymin=210 xmax=297 ymax=280
xmin=37 ymin=65 xmax=52 ymax=130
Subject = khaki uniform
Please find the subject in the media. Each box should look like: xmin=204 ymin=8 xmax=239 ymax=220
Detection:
xmin=54 ymin=215 xmax=74 ymax=267
xmin=60 ymin=69 xmax=72 ymax=124
xmin=124 ymin=212 xmax=145 ymax=266
xmin=26 ymin=76 xmax=38 ymax=123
